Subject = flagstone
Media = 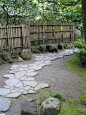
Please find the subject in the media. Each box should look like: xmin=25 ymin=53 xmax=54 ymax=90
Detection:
xmin=15 ymin=71 xmax=26 ymax=79
xmin=25 ymin=77 xmax=35 ymax=81
xmin=20 ymin=76 xmax=27 ymax=81
xmin=29 ymin=90 xmax=36 ymax=94
xmin=26 ymin=71 xmax=38 ymax=77
xmin=3 ymin=74 xmax=15 ymax=79
xmin=6 ymin=92 xmax=22 ymax=98
xmin=0 ymin=88 xmax=11 ymax=96
xmin=14 ymin=82 xmax=23 ymax=87
xmin=5 ymin=79 xmax=20 ymax=87
xmin=23 ymin=81 xmax=38 ymax=87
xmin=24 ymin=86 xmax=31 ymax=90
xmin=34 ymin=83 xmax=49 ymax=91
xmin=0 ymin=97 xmax=11 ymax=112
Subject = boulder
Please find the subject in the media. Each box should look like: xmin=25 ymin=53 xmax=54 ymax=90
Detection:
xmin=46 ymin=44 xmax=58 ymax=52
xmin=0 ymin=97 xmax=11 ymax=112
xmin=20 ymin=49 xmax=31 ymax=60
xmin=0 ymin=52 xmax=11 ymax=62
xmin=39 ymin=45 xmax=46 ymax=52
xmin=21 ymin=102 xmax=37 ymax=115
xmin=41 ymin=97 xmax=61 ymax=115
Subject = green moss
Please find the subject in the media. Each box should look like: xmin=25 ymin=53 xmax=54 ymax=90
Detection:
xmin=80 ymin=92 xmax=86 ymax=105
xmin=31 ymin=46 xmax=40 ymax=53
xmin=59 ymin=98 xmax=86 ymax=115
xmin=66 ymin=98 xmax=77 ymax=105
xmin=67 ymin=56 xmax=86 ymax=81
xmin=82 ymin=85 xmax=86 ymax=90
xmin=53 ymin=93 xmax=64 ymax=101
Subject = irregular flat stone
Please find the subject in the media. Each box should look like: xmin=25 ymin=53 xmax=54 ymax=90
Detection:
xmin=24 ymin=86 xmax=31 ymax=90
xmin=19 ymin=68 xmax=24 ymax=71
xmin=27 ymin=69 xmax=36 ymax=73
xmin=25 ymin=77 xmax=35 ymax=81
xmin=34 ymin=83 xmax=49 ymax=91
xmin=20 ymin=89 xmax=26 ymax=93
xmin=22 ymin=65 xmax=28 ymax=68
xmin=23 ymin=91 xmax=28 ymax=94
xmin=11 ymin=89 xmax=20 ymax=93
xmin=23 ymin=81 xmax=38 ymax=87
xmin=29 ymin=66 xmax=42 ymax=70
xmin=6 ymin=92 xmax=22 ymax=98
xmin=3 ymin=74 xmax=15 ymax=79
xmin=20 ymin=76 xmax=27 ymax=81
xmin=5 ymin=79 xmax=20 ymax=87
xmin=14 ymin=82 xmax=23 ymax=87
xmin=4 ymin=85 xmax=10 ymax=89
xmin=11 ymin=65 xmax=18 ymax=68
xmin=26 ymin=72 xmax=38 ymax=77
xmin=0 ymin=88 xmax=11 ymax=96
xmin=9 ymin=70 xmax=15 ymax=74
xmin=0 ymin=97 xmax=11 ymax=112
xmin=15 ymin=71 xmax=26 ymax=79
xmin=29 ymin=90 xmax=36 ymax=94
xmin=10 ymin=87 xmax=15 ymax=90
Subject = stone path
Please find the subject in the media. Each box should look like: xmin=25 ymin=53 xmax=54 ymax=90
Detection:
xmin=0 ymin=49 xmax=79 ymax=98
xmin=0 ymin=48 xmax=79 ymax=114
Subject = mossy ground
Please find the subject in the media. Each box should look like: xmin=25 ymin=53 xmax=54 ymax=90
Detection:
xmin=59 ymin=98 xmax=86 ymax=115
xmin=67 ymin=56 xmax=86 ymax=81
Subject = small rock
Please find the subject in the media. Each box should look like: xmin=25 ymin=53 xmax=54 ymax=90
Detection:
xmin=21 ymin=102 xmax=37 ymax=115
xmin=18 ymin=57 xmax=23 ymax=62
xmin=41 ymin=97 xmax=61 ymax=115
xmin=0 ymin=97 xmax=11 ymax=112
xmin=46 ymin=44 xmax=58 ymax=52
xmin=20 ymin=49 xmax=31 ymax=60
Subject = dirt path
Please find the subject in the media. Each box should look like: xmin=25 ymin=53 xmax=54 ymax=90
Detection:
xmin=0 ymin=53 xmax=85 ymax=115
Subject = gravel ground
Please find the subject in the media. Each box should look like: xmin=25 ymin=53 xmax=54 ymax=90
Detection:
xmin=0 ymin=53 xmax=85 ymax=115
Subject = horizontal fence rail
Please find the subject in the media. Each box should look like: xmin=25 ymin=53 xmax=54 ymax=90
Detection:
xmin=0 ymin=21 xmax=74 ymax=53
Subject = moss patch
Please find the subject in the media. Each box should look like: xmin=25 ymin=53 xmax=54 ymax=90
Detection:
xmin=82 ymin=85 xmax=86 ymax=90
xmin=80 ymin=92 xmax=86 ymax=105
xmin=67 ymin=56 xmax=86 ymax=81
xmin=59 ymin=98 xmax=86 ymax=115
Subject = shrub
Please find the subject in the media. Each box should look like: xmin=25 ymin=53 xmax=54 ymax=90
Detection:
xmin=53 ymin=93 xmax=64 ymax=101
xmin=80 ymin=92 xmax=86 ymax=105
xmin=77 ymin=48 xmax=86 ymax=64
xmin=74 ymin=39 xmax=86 ymax=48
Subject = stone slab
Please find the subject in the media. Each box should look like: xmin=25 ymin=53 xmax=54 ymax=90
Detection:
xmin=6 ymin=92 xmax=22 ymax=98
xmin=34 ymin=83 xmax=49 ymax=91
xmin=26 ymin=72 xmax=38 ymax=77
xmin=5 ymin=79 xmax=20 ymax=87
xmin=23 ymin=81 xmax=38 ymax=87
xmin=0 ymin=97 xmax=11 ymax=112
xmin=15 ymin=71 xmax=26 ymax=79
xmin=0 ymin=88 xmax=11 ymax=96
xmin=0 ymin=114 xmax=6 ymax=115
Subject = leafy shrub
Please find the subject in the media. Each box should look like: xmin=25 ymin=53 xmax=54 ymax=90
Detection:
xmin=31 ymin=46 xmax=40 ymax=53
xmin=74 ymin=39 xmax=86 ymax=48
xmin=53 ymin=93 xmax=64 ymax=101
xmin=77 ymin=48 xmax=86 ymax=64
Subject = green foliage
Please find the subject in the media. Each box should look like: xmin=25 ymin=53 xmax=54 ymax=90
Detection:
xmin=82 ymin=84 xmax=86 ymax=90
xmin=59 ymin=100 xmax=86 ymax=115
xmin=74 ymin=39 xmax=86 ymax=48
xmin=77 ymin=48 xmax=86 ymax=64
xmin=31 ymin=46 xmax=40 ymax=53
xmin=66 ymin=98 xmax=77 ymax=105
xmin=80 ymin=92 xmax=86 ymax=105
xmin=67 ymin=56 xmax=86 ymax=81
xmin=53 ymin=93 xmax=64 ymax=101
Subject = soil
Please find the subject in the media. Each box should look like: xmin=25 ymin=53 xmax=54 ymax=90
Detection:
xmin=0 ymin=53 xmax=85 ymax=115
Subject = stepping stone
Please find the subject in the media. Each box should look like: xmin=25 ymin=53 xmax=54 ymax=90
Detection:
xmin=14 ymin=82 xmax=23 ymax=88
xmin=27 ymin=69 xmax=35 ymax=73
xmin=11 ymin=89 xmax=20 ymax=93
xmin=34 ymin=83 xmax=49 ymax=91
xmin=19 ymin=68 xmax=24 ymax=71
xmin=26 ymin=72 xmax=38 ymax=77
xmin=23 ymin=81 xmax=38 ymax=87
xmin=24 ymin=86 xmax=31 ymax=90
xmin=0 ymin=97 xmax=11 ymax=112
xmin=29 ymin=90 xmax=36 ymax=94
xmin=11 ymin=65 xmax=18 ymax=68
xmin=20 ymin=76 xmax=27 ymax=81
xmin=25 ymin=77 xmax=35 ymax=81
xmin=0 ymin=88 xmax=11 ymax=96
xmin=5 ymin=79 xmax=20 ymax=87
xmin=23 ymin=91 xmax=28 ymax=94
xmin=3 ymin=74 xmax=15 ymax=79
xmin=29 ymin=66 xmax=42 ymax=70
xmin=15 ymin=71 xmax=26 ymax=79
xmin=6 ymin=92 xmax=22 ymax=98
xmin=20 ymin=89 xmax=26 ymax=93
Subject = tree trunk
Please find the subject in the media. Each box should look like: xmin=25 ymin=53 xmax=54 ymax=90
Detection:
xmin=82 ymin=0 xmax=86 ymax=43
